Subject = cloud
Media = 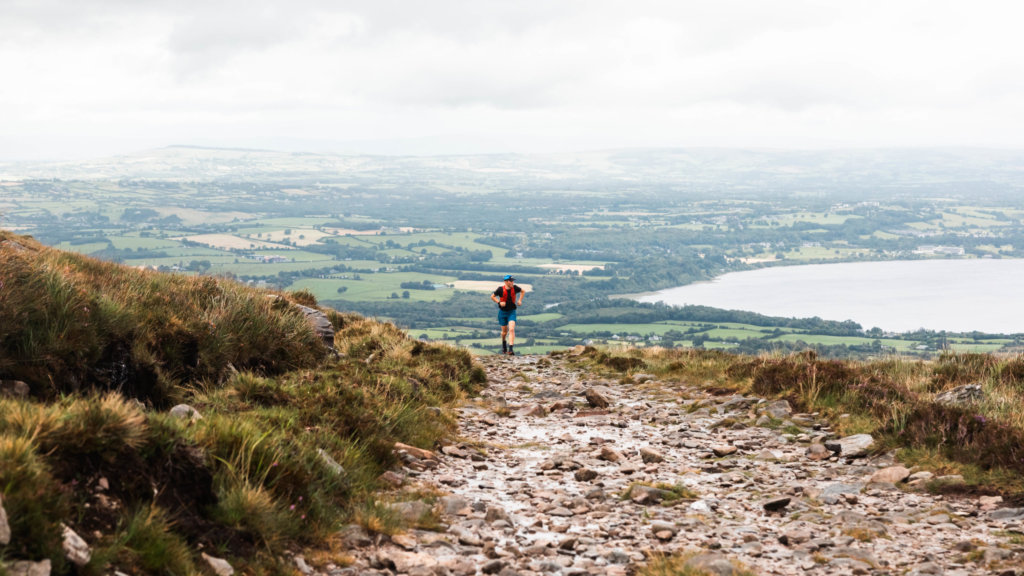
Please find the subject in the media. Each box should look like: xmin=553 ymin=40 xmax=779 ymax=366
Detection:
xmin=1 ymin=0 xmax=1024 ymax=159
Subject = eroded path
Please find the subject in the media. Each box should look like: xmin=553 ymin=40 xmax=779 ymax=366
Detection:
xmin=340 ymin=353 xmax=1024 ymax=576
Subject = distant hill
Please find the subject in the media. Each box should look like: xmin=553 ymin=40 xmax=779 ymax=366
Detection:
xmin=3 ymin=146 xmax=1023 ymax=194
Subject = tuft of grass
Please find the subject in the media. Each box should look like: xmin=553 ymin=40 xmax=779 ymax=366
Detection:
xmin=111 ymin=505 xmax=196 ymax=575
xmin=212 ymin=482 xmax=300 ymax=548
xmin=44 ymin=392 xmax=148 ymax=455
xmin=621 ymin=481 xmax=697 ymax=504
xmin=638 ymin=551 xmax=757 ymax=576
xmin=290 ymin=288 xmax=319 ymax=307
xmin=841 ymin=525 xmax=888 ymax=542
xmin=931 ymin=351 xmax=999 ymax=389
xmin=995 ymin=530 xmax=1024 ymax=546
xmin=0 ymin=434 xmax=68 ymax=568
xmin=352 ymin=500 xmax=403 ymax=536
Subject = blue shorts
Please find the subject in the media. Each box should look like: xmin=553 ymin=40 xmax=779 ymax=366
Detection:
xmin=498 ymin=309 xmax=517 ymax=326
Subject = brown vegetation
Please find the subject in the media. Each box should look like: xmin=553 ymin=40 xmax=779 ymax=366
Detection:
xmin=0 ymin=231 xmax=483 ymax=573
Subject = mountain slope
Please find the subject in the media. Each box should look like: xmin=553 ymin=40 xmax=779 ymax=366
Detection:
xmin=0 ymin=231 xmax=484 ymax=574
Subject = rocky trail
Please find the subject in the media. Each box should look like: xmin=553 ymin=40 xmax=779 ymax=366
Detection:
xmin=337 ymin=353 xmax=1024 ymax=576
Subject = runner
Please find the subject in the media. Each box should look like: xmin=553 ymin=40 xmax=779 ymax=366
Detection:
xmin=491 ymin=274 xmax=524 ymax=355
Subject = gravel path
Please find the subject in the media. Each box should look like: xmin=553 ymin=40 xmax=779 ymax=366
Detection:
xmin=337 ymin=353 xmax=1024 ymax=576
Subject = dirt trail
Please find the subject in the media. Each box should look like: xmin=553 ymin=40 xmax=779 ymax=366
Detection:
xmin=338 ymin=353 xmax=1024 ymax=576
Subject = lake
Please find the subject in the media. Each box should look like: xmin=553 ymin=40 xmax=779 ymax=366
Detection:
xmin=635 ymin=259 xmax=1024 ymax=334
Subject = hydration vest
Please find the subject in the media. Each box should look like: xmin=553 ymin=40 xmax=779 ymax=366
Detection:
xmin=501 ymin=286 xmax=516 ymax=306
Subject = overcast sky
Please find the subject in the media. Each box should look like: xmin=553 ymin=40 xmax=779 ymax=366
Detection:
xmin=2 ymin=0 xmax=1023 ymax=160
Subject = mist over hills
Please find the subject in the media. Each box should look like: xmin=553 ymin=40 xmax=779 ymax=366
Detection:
xmin=2 ymin=146 xmax=1023 ymax=199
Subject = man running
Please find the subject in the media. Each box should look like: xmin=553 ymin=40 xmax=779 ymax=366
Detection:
xmin=491 ymin=274 xmax=524 ymax=355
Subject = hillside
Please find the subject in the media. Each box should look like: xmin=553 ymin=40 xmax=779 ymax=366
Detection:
xmin=6 ymin=231 xmax=1024 ymax=575
xmin=0 ymin=231 xmax=484 ymax=574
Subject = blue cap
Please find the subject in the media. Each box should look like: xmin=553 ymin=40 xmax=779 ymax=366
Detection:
xmin=503 ymin=274 xmax=514 ymax=281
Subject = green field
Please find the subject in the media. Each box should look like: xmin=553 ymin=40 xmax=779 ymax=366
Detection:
xmin=7 ymin=162 xmax=1024 ymax=361
xmin=288 ymin=274 xmax=460 ymax=303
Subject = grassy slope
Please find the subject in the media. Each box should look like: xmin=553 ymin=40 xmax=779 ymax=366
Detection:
xmin=0 ymin=231 xmax=484 ymax=574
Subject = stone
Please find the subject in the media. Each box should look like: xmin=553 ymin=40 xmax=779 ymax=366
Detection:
xmin=337 ymin=524 xmax=373 ymax=548
xmin=318 ymin=448 xmax=348 ymax=478
xmin=485 ymin=505 xmax=513 ymax=525
xmin=574 ymin=468 xmax=599 ymax=481
xmin=806 ymin=443 xmax=830 ymax=461
xmin=293 ymin=556 xmax=315 ymax=576
xmin=979 ymin=495 xmax=1004 ymax=510
xmin=599 ymin=445 xmax=624 ymax=462
xmin=441 ymin=445 xmax=470 ymax=458
xmin=169 ymin=404 xmax=202 ymax=422
xmin=639 ymin=446 xmax=664 ymax=463
xmin=762 ymin=496 xmax=791 ymax=512
xmin=291 ymin=302 xmax=336 ymax=349
xmin=990 ymin=507 xmax=1024 ymax=520
xmin=0 ymin=494 xmax=10 ymax=546
xmin=0 ymin=380 xmax=29 ymax=398
xmin=384 ymin=550 xmax=439 ymax=573
xmin=629 ymin=485 xmax=672 ymax=505
xmin=584 ymin=387 xmax=613 ymax=408
xmin=202 ymin=553 xmax=235 ymax=576
xmin=61 ymin=524 xmax=91 ymax=567
xmin=650 ymin=520 xmax=677 ymax=538
xmin=391 ymin=533 xmax=418 ymax=550
xmin=389 ymin=500 xmax=431 ymax=524
xmin=934 ymin=383 xmax=983 ymax=406
xmin=4 ymin=560 xmax=52 ymax=576
xmin=779 ymin=527 xmax=812 ymax=546
xmin=711 ymin=444 xmax=738 ymax=457
xmin=481 ymin=559 xmax=506 ymax=574
xmin=378 ymin=470 xmax=404 ymax=488
xmin=763 ymin=399 xmax=792 ymax=420
xmin=439 ymin=495 xmax=471 ymax=516
xmin=549 ymin=399 xmax=575 ymax=411
xmin=515 ymin=403 xmax=547 ymax=417
xmin=869 ymin=465 xmax=910 ymax=484
xmin=438 ymin=474 xmax=464 ymax=486
xmin=394 ymin=442 xmax=437 ymax=460
xmin=824 ymin=434 xmax=874 ymax=457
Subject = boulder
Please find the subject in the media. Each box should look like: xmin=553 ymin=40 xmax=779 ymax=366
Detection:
xmin=934 ymin=383 xmax=983 ymax=406
xmin=584 ymin=386 xmax=614 ymax=408
xmin=293 ymin=303 xmax=336 ymax=349
xmin=824 ymin=434 xmax=874 ymax=457
xmin=763 ymin=399 xmax=793 ymax=420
